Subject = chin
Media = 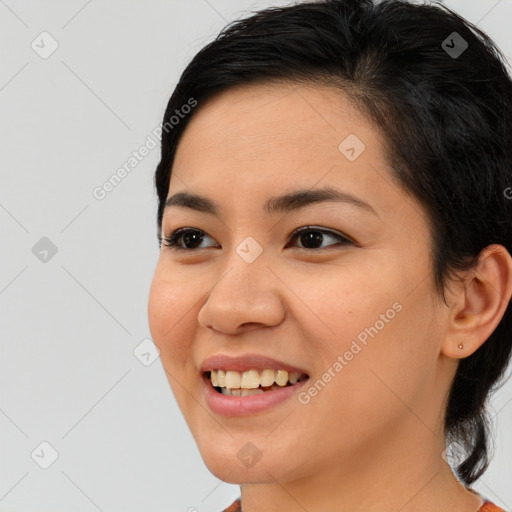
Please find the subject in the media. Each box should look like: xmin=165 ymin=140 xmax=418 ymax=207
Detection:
xmin=195 ymin=436 xmax=303 ymax=485
xmin=202 ymin=455 xmax=278 ymax=485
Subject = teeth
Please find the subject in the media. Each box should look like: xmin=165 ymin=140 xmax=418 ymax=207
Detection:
xmin=241 ymin=370 xmax=260 ymax=389
xmin=241 ymin=388 xmax=264 ymax=397
xmin=224 ymin=370 xmax=241 ymax=389
xmin=209 ymin=368 xmax=307 ymax=392
xmin=216 ymin=369 xmax=226 ymax=387
xmin=275 ymin=370 xmax=288 ymax=386
xmin=222 ymin=387 xmax=241 ymax=396
xmin=289 ymin=372 xmax=299 ymax=384
xmin=260 ymin=368 xmax=275 ymax=387
xmin=220 ymin=383 xmax=294 ymax=396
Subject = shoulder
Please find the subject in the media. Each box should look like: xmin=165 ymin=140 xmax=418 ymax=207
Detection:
xmin=221 ymin=498 xmax=241 ymax=512
xmin=479 ymin=500 xmax=509 ymax=512
xmin=220 ymin=497 xmax=507 ymax=511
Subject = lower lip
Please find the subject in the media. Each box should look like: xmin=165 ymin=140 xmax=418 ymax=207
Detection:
xmin=202 ymin=373 xmax=309 ymax=416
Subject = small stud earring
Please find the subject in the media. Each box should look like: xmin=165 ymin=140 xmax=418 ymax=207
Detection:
xmin=458 ymin=343 xmax=464 ymax=350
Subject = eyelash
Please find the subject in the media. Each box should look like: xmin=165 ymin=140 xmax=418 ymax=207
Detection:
xmin=158 ymin=226 xmax=353 ymax=252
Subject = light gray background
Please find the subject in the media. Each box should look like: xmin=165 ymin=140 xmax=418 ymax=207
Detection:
xmin=1 ymin=1 xmax=511 ymax=511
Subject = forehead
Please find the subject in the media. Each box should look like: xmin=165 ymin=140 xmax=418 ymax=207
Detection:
xmin=176 ymin=82 xmax=368 ymax=154
xmin=172 ymin=82 xmax=380 ymax=183
xmin=167 ymin=82 xmax=423 ymax=232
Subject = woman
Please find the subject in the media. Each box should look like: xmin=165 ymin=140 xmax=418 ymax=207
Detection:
xmin=148 ymin=0 xmax=512 ymax=510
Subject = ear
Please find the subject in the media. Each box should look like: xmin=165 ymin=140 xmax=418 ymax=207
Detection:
xmin=441 ymin=244 xmax=512 ymax=359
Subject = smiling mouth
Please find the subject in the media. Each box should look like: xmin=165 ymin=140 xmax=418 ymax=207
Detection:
xmin=205 ymin=369 xmax=310 ymax=397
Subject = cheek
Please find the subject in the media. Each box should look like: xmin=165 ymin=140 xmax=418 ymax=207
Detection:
xmin=148 ymin=265 xmax=204 ymax=417
xmin=147 ymin=264 xmax=199 ymax=362
xmin=288 ymin=260 xmax=400 ymax=355
xmin=313 ymin=289 xmax=438 ymax=440
xmin=294 ymin=258 xmax=431 ymax=397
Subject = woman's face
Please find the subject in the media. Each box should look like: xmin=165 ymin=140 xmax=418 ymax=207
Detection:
xmin=148 ymin=82 xmax=454 ymax=484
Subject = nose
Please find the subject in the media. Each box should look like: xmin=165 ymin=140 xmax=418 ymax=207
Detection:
xmin=197 ymin=248 xmax=286 ymax=335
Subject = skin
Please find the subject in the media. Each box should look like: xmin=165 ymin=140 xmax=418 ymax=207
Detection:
xmin=147 ymin=82 xmax=512 ymax=512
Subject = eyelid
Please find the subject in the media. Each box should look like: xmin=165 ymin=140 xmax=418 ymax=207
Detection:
xmin=288 ymin=225 xmax=355 ymax=246
xmin=159 ymin=225 xmax=355 ymax=251
xmin=159 ymin=227 xmax=217 ymax=250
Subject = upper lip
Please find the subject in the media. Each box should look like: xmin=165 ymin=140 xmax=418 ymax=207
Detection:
xmin=200 ymin=353 xmax=309 ymax=375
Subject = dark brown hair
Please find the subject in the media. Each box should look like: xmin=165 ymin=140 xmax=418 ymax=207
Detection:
xmin=154 ymin=0 xmax=512 ymax=485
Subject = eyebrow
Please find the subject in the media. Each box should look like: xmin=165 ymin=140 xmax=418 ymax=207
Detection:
xmin=164 ymin=187 xmax=379 ymax=217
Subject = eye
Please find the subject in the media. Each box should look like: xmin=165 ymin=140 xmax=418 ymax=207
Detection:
xmin=286 ymin=226 xmax=353 ymax=250
xmin=159 ymin=228 xmax=217 ymax=251
xmin=159 ymin=225 xmax=353 ymax=252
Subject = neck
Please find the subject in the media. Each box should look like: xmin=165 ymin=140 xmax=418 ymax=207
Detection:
xmin=240 ymin=416 xmax=484 ymax=512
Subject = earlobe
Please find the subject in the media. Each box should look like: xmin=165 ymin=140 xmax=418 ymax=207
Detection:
xmin=441 ymin=244 xmax=512 ymax=360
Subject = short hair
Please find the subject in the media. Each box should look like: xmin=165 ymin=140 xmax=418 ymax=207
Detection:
xmin=154 ymin=0 xmax=512 ymax=485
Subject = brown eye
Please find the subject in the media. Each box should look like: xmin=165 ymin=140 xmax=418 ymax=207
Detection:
xmin=159 ymin=226 xmax=353 ymax=252
xmin=160 ymin=228 xmax=217 ymax=250
xmin=287 ymin=226 xmax=353 ymax=250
